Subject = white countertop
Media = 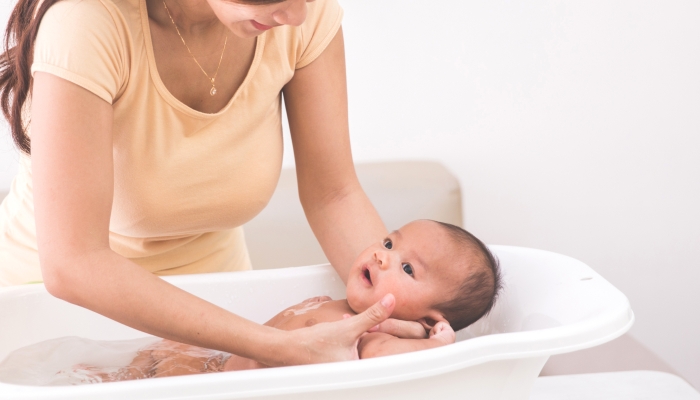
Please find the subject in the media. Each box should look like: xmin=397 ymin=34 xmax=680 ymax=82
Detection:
xmin=531 ymin=371 xmax=700 ymax=400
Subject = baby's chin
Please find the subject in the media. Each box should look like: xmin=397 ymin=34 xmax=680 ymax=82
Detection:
xmin=345 ymin=293 xmax=366 ymax=315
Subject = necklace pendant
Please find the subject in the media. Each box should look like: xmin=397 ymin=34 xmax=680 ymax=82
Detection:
xmin=210 ymin=87 xmax=217 ymax=96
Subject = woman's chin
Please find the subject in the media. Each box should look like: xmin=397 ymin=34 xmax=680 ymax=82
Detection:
xmin=225 ymin=24 xmax=261 ymax=39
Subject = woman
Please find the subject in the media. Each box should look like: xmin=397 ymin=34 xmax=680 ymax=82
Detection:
xmin=0 ymin=0 xmax=423 ymax=367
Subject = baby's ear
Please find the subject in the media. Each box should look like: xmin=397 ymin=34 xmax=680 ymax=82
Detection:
xmin=416 ymin=318 xmax=434 ymax=331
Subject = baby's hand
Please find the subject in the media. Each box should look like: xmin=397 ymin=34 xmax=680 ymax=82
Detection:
xmin=428 ymin=322 xmax=456 ymax=346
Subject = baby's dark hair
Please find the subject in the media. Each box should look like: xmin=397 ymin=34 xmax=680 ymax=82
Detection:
xmin=432 ymin=221 xmax=502 ymax=331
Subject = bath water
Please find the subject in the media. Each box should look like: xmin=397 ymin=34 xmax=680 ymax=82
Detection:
xmin=0 ymin=336 xmax=227 ymax=386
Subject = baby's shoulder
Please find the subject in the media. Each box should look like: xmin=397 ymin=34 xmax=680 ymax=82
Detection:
xmin=314 ymin=299 xmax=355 ymax=317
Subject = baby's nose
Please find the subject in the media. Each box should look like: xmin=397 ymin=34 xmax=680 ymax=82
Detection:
xmin=374 ymin=251 xmax=390 ymax=270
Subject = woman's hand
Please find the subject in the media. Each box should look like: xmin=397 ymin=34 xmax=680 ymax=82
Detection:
xmin=275 ymin=294 xmax=396 ymax=366
xmin=372 ymin=319 xmax=428 ymax=339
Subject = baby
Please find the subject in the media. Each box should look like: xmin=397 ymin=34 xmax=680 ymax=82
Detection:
xmin=81 ymin=220 xmax=501 ymax=381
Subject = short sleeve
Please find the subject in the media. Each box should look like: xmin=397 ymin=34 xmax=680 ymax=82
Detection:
xmin=31 ymin=0 xmax=129 ymax=104
xmin=295 ymin=0 xmax=343 ymax=69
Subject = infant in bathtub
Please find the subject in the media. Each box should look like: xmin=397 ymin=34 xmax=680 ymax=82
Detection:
xmin=78 ymin=220 xmax=501 ymax=381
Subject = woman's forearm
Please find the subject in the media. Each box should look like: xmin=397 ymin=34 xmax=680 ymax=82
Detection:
xmin=44 ymin=248 xmax=285 ymax=366
xmin=282 ymin=28 xmax=387 ymax=282
xmin=42 ymin=246 xmax=398 ymax=369
xmin=301 ymin=183 xmax=387 ymax=283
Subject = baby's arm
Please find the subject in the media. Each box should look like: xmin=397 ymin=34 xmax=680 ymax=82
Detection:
xmin=357 ymin=322 xmax=456 ymax=359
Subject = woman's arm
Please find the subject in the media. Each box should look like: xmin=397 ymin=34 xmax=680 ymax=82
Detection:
xmin=31 ymin=71 xmax=281 ymax=359
xmin=283 ymin=28 xmax=428 ymax=340
xmin=283 ymin=27 xmax=387 ymax=283
xmin=30 ymin=71 xmax=394 ymax=367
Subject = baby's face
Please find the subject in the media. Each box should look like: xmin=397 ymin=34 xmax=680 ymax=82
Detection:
xmin=346 ymin=220 xmax=466 ymax=324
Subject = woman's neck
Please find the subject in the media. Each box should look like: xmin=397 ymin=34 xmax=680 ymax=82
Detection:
xmin=150 ymin=0 xmax=222 ymax=35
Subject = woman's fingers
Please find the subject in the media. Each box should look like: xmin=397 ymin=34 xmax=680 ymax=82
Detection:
xmin=346 ymin=294 xmax=395 ymax=335
xmin=374 ymin=318 xmax=428 ymax=339
xmin=280 ymin=294 xmax=395 ymax=365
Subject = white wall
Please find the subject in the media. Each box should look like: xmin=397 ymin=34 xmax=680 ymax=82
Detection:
xmin=330 ymin=0 xmax=700 ymax=388
xmin=1 ymin=0 xmax=698 ymax=388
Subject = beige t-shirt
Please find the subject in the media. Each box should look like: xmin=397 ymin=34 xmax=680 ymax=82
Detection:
xmin=0 ymin=0 xmax=343 ymax=286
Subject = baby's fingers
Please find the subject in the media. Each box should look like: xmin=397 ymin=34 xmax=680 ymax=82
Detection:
xmin=429 ymin=322 xmax=456 ymax=344
xmin=430 ymin=321 xmax=446 ymax=335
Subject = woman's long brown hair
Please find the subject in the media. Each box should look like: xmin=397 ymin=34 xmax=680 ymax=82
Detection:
xmin=1 ymin=0 xmax=62 ymax=155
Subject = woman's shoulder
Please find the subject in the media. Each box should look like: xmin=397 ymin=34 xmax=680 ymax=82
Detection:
xmin=35 ymin=0 xmax=138 ymax=103
xmin=302 ymin=0 xmax=343 ymax=29
xmin=266 ymin=0 xmax=343 ymax=70
xmin=38 ymin=0 xmax=137 ymax=47
xmin=43 ymin=0 xmax=135 ymax=23
xmin=41 ymin=0 xmax=142 ymax=43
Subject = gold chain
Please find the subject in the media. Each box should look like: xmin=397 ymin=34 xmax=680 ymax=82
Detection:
xmin=162 ymin=0 xmax=227 ymax=96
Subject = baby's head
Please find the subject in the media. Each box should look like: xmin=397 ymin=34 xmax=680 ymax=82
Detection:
xmin=346 ymin=220 xmax=501 ymax=331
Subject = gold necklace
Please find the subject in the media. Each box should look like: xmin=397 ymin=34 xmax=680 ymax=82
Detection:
xmin=162 ymin=0 xmax=227 ymax=96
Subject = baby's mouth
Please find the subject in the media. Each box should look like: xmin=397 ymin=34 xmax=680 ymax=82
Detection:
xmin=362 ymin=266 xmax=373 ymax=286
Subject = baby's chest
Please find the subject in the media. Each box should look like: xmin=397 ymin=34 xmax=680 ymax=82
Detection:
xmin=265 ymin=301 xmax=353 ymax=331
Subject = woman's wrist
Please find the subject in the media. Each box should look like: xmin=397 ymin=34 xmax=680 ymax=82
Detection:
xmin=267 ymin=329 xmax=291 ymax=367
xmin=237 ymin=323 xmax=292 ymax=367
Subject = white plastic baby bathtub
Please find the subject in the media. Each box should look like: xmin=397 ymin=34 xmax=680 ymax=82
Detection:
xmin=0 ymin=246 xmax=634 ymax=400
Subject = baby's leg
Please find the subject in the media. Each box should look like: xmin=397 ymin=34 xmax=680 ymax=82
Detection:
xmin=222 ymin=353 xmax=267 ymax=372
xmin=66 ymin=364 xmax=114 ymax=383
xmin=146 ymin=340 xmax=230 ymax=378
xmin=151 ymin=357 xmax=203 ymax=378
xmin=68 ymin=350 xmax=154 ymax=383
xmin=112 ymin=350 xmax=156 ymax=381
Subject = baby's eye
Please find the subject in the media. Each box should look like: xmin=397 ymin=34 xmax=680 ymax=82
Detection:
xmin=402 ymin=263 xmax=414 ymax=276
xmin=383 ymin=239 xmax=393 ymax=249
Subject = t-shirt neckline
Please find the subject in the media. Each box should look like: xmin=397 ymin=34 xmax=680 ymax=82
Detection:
xmin=139 ymin=0 xmax=266 ymax=119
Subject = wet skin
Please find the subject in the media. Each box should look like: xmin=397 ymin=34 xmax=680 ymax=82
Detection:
xmin=181 ymin=296 xmax=454 ymax=373
xmin=79 ymin=296 xmax=454 ymax=380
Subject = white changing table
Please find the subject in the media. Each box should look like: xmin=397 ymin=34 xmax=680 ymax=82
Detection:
xmin=530 ymin=371 xmax=700 ymax=400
